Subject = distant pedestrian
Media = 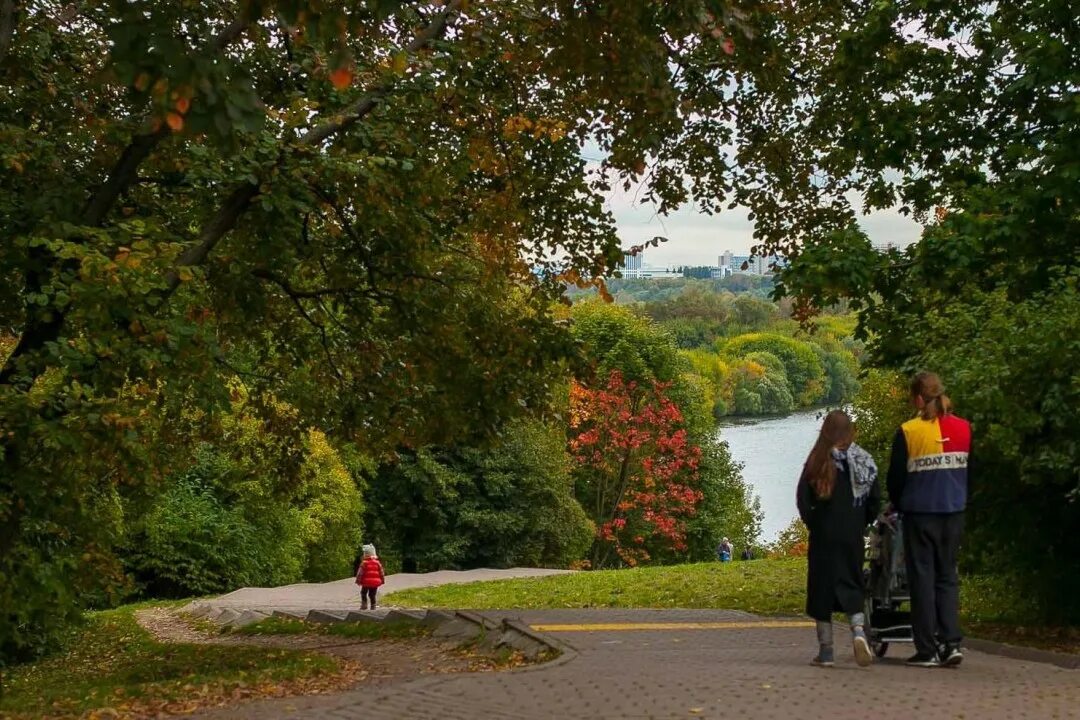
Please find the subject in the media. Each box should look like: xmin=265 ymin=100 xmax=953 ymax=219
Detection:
xmin=741 ymin=547 xmax=753 ymax=561
xmin=716 ymin=537 xmax=733 ymax=562
xmin=797 ymin=409 xmax=881 ymax=668
xmin=355 ymin=544 xmax=385 ymax=610
xmin=887 ymin=372 xmax=971 ymax=668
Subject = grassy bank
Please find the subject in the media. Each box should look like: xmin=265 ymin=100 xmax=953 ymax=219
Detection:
xmin=391 ymin=558 xmax=1078 ymax=653
xmin=392 ymin=559 xmax=808 ymax=614
xmin=0 ymin=603 xmax=343 ymax=719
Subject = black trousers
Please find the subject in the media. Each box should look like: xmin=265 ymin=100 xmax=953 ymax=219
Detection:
xmin=361 ymin=586 xmax=378 ymax=606
xmin=903 ymin=512 xmax=964 ymax=655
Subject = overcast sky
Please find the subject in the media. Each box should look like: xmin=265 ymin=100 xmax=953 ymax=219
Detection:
xmin=605 ymin=190 xmax=924 ymax=268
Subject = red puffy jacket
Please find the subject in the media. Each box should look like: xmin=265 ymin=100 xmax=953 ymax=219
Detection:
xmin=356 ymin=557 xmax=385 ymax=588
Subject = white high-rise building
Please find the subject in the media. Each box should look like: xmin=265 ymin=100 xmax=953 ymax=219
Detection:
xmin=618 ymin=251 xmax=644 ymax=278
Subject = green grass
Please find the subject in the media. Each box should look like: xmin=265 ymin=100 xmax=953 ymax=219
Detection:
xmin=0 ymin=603 xmax=342 ymax=719
xmin=391 ymin=558 xmax=1073 ymax=650
xmin=233 ymin=616 xmax=430 ymax=640
xmin=392 ymin=559 xmax=809 ymax=614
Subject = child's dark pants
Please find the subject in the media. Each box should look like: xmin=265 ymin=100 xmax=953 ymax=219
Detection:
xmin=361 ymin=586 xmax=378 ymax=607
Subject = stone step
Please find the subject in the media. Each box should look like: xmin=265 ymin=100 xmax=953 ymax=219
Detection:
xmin=306 ymin=609 xmax=349 ymax=624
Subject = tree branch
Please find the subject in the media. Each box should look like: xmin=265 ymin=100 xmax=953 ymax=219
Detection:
xmin=251 ymin=268 xmax=361 ymax=299
xmin=162 ymin=0 xmax=464 ymax=301
xmin=79 ymin=13 xmax=255 ymax=227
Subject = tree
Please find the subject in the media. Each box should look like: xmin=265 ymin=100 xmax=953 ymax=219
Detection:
xmin=571 ymin=301 xmax=681 ymax=387
xmin=569 ymin=372 xmax=703 ymax=568
xmin=734 ymin=1 xmax=1078 ymax=619
xmin=2 ymin=1 xmax=789 ymax=661
xmin=721 ymin=334 xmax=824 ymax=406
xmin=362 ymin=418 xmax=593 ymax=573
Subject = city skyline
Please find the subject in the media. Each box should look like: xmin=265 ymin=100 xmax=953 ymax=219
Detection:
xmin=606 ymin=187 xmax=923 ymax=267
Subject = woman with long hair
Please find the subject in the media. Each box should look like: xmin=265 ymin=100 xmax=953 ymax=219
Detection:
xmin=886 ymin=372 xmax=972 ymax=668
xmin=797 ymin=409 xmax=881 ymax=667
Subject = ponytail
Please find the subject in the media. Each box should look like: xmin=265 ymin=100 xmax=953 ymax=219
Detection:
xmin=911 ymin=372 xmax=952 ymax=420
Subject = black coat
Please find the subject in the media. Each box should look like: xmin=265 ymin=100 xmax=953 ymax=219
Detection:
xmin=797 ymin=459 xmax=881 ymax=622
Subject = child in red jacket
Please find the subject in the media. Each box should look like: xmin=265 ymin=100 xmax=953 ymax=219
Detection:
xmin=355 ymin=544 xmax=385 ymax=610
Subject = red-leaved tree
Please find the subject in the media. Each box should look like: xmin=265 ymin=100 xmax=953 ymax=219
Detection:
xmin=569 ymin=370 xmax=702 ymax=568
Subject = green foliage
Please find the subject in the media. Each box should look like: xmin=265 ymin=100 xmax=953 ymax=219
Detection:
xmin=570 ymin=301 xmax=681 ymax=385
xmin=683 ymin=437 xmax=763 ymax=563
xmin=769 ymin=517 xmax=809 ymax=558
xmin=125 ymin=460 xmax=305 ymax=598
xmin=721 ymin=333 xmax=826 ymax=406
xmin=849 ymin=369 xmax=910 ymax=479
xmin=123 ymin=417 xmax=363 ymax=597
xmin=295 ymin=430 xmax=365 ymax=583
xmin=909 ymin=274 xmax=1080 ymax=622
xmin=363 ymin=419 xmax=593 ymax=573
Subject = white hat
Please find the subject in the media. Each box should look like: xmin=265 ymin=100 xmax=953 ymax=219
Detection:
xmin=362 ymin=544 xmax=377 ymax=558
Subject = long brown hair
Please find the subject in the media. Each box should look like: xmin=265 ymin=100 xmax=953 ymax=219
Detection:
xmin=911 ymin=371 xmax=952 ymax=420
xmin=805 ymin=410 xmax=855 ymax=499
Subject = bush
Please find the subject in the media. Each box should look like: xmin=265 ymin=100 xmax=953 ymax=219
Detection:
xmin=364 ymin=419 xmax=593 ymax=572
xmin=124 ymin=446 xmax=306 ymax=598
xmin=908 ymin=274 xmax=1080 ymax=622
xmin=769 ymin=517 xmax=809 ymax=558
xmin=721 ymin=333 xmax=826 ymax=405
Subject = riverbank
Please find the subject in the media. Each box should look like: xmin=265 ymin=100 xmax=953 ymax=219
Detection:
xmin=717 ymin=409 xmax=824 ymax=540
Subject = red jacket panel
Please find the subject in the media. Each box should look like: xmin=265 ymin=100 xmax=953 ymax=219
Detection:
xmin=357 ymin=557 xmax=385 ymax=588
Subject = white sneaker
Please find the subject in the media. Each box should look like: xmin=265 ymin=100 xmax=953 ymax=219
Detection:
xmin=853 ymin=630 xmax=873 ymax=667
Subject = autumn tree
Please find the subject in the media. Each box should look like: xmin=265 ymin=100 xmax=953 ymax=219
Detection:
xmin=569 ymin=372 xmax=703 ymax=568
xmin=1 ymin=1 xmax=800 ymax=661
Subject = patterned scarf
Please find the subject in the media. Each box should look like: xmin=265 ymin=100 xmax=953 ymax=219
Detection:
xmin=831 ymin=443 xmax=878 ymax=506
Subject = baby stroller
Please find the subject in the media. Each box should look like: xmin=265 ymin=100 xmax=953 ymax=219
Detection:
xmin=863 ymin=513 xmax=914 ymax=657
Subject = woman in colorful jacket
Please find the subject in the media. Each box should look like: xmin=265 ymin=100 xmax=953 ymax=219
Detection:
xmin=887 ymin=372 xmax=972 ymax=668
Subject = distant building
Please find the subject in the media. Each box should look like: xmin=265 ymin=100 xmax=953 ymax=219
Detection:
xmin=637 ymin=267 xmax=682 ymax=279
xmin=618 ymin=251 xmax=645 ymax=278
xmin=871 ymin=240 xmax=901 ymax=253
xmin=719 ymin=250 xmax=785 ymax=276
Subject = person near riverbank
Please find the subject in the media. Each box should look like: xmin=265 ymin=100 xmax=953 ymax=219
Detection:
xmin=356 ymin=544 xmax=385 ymax=610
xmin=797 ymin=409 xmax=881 ymax=668
xmin=887 ymin=372 xmax=972 ymax=668
xmin=717 ymin=537 xmax=733 ymax=562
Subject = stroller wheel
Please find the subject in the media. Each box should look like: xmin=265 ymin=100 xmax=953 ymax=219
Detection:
xmin=872 ymin=641 xmax=889 ymax=658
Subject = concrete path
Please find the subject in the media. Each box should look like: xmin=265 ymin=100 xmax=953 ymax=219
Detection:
xmin=198 ymin=568 xmax=572 ymax=614
xmin=196 ymin=608 xmax=1080 ymax=719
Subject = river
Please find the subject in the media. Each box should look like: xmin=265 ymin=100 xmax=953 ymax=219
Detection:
xmin=717 ymin=409 xmax=825 ymax=542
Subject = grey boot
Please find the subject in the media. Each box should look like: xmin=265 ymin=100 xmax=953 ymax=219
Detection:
xmin=813 ymin=621 xmax=835 ymax=667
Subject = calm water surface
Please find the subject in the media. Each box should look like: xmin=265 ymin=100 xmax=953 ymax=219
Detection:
xmin=717 ymin=409 xmax=825 ymax=542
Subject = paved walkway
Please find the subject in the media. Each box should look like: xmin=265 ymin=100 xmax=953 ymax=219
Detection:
xmin=196 ymin=609 xmax=1080 ymax=719
xmin=197 ymin=568 xmax=571 ymax=613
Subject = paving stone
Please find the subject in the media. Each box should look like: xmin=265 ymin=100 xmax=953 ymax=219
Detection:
xmin=419 ymin=609 xmax=456 ymax=628
xmin=306 ymin=609 xmax=348 ymax=624
xmin=185 ymin=602 xmax=212 ymax=618
xmin=212 ymin=608 xmax=240 ymax=625
xmin=432 ymin=617 xmax=483 ymax=641
xmin=227 ymin=609 xmax=270 ymax=628
xmin=271 ymin=609 xmax=308 ymax=621
xmin=383 ymin=609 xmax=424 ymax=625
xmin=343 ymin=610 xmax=383 ymax=623
xmin=190 ymin=608 xmax=1080 ymax=720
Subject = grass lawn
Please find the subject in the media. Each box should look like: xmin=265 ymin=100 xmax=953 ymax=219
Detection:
xmin=0 ymin=602 xmax=344 ymax=719
xmin=391 ymin=558 xmax=1078 ymax=653
xmin=391 ymin=558 xmax=809 ymax=614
